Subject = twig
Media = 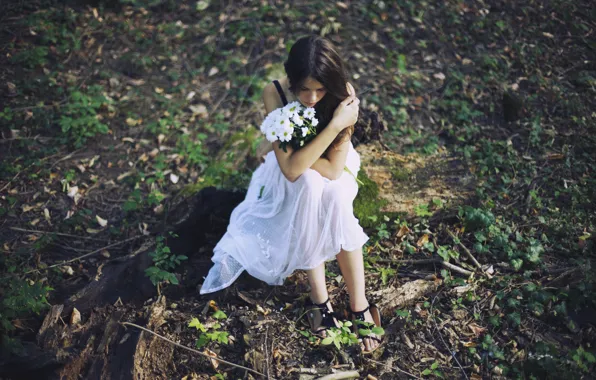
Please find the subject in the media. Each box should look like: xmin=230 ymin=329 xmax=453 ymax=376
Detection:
xmin=23 ymin=235 xmax=142 ymax=274
xmin=9 ymin=227 xmax=109 ymax=241
xmin=364 ymin=358 xmax=420 ymax=379
xmin=429 ymin=291 xmax=469 ymax=380
xmin=264 ymin=325 xmax=271 ymax=380
xmin=383 ymin=258 xmax=473 ymax=277
xmin=50 ymin=148 xmax=84 ymax=169
xmin=447 ymin=230 xmax=483 ymax=270
xmin=315 ymin=371 xmax=360 ymax=380
xmin=121 ymin=322 xmax=266 ymax=378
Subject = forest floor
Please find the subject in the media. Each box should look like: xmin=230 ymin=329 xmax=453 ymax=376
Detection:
xmin=0 ymin=0 xmax=595 ymax=379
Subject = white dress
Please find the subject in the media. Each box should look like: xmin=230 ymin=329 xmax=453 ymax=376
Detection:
xmin=199 ymin=143 xmax=369 ymax=294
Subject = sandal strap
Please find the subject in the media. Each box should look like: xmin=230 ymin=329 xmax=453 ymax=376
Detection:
xmin=311 ymin=297 xmax=330 ymax=308
xmin=307 ymin=297 xmax=337 ymax=331
xmin=347 ymin=304 xmax=370 ymax=320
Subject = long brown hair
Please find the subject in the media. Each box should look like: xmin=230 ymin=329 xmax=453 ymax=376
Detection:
xmin=284 ymin=35 xmax=354 ymax=151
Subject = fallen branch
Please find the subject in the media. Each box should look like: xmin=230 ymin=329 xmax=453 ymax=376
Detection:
xmin=382 ymin=258 xmax=473 ymax=277
xmin=447 ymin=230 xmax=483 ymax=270
xmin=315 ymin=371 xmax=360 ymax=380
xmin=121 ymin=322 xmax=266 ymax=378
xmin=364 ymin=358 xmax=420 ymax=379
xmin=10 ymin=227 xmax=109 ymax=241
xmin=23 ymin=235 xmax=143 ymax=274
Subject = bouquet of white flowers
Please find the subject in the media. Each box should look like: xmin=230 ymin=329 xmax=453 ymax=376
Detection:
xmin=259 ymin=101 xmax=319 ymax=152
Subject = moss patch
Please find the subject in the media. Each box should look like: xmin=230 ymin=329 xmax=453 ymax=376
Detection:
xmin=354 ymin=170 xmax=389 ymax=228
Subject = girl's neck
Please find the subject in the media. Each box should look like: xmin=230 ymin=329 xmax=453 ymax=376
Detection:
xmin=279 ymin=77 xmax=294 ymax=101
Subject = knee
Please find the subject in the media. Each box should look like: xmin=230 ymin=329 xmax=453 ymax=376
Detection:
xmin=322 ymin=182 xmax=347 ymax=205
xmin=296 ymin=169 xmax=324 ymax=194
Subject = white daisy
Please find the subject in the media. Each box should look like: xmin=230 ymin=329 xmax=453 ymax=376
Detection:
xmin=301 ymin=127 xmax=308 ymax=137
xmin=279 ymin=125 xmax=293 ymax=142
xmin=261 ymin=108 xmax=282 ymax=133
xmin=283 ymin=101 xmax=301 ymax=118
xmin=274 ymin=116 xmax=291 ymax=130
xmin=292 ymin=114 xmax=304 ymax=126
xmin=265 ymin=127 xmax=278 ymax=142
xmin=311 ymin=117 xmax=319 ymax=127
xmin=303 ymin=107 xmax=315 ymax=119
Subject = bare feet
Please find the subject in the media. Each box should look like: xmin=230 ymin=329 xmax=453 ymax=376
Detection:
xmin=359 ymin=308 xmax=381 ymax=352
xmin=350 ymin=301 xmax=382 ymax=352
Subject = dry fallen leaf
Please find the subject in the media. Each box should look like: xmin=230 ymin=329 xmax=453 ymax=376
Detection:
xmin=416 ymin=234 xmax=430 ymax=247
xmin=43 ymin=208 xmax=51 ymax=224
xmin=96 ymin=215 xmax=108 ymax=227
xmin=71 ymin=308 xmax=81 ymax=325
xmin=468 ymin=323 xmax=487 ymax=337
xmin=208 ymin=67 xmax=219 ymax=76
xmin=396 ymin=225 xmax=410 ymax=239
xmin=22 ymin=204 xmax=35 ymax=212
xmin=170 ymin=173 xmax=179 ymax=184
xmin=126 ymin=118 xmax=141 ymax=127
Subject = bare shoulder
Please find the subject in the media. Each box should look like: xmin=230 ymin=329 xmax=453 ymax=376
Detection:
xmin=262 ymin=81 xmax=283 ymax=114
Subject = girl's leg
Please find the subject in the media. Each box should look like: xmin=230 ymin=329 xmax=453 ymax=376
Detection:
xmin=305 ymin=262 xmax=336 ymax=336
xmin=336 ymin=246 xmax=380 ymax=352
xmin=306 ymin=262 xmax=328 ymax=304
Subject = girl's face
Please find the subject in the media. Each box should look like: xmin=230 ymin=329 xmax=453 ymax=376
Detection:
xmin=296 ymin=76 xmax=327 ymax=108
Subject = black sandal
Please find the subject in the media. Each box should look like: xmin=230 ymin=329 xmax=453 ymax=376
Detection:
xmin=347 ymin=303 xmax=383 ymax=353
xmin=305 ymin=297 xmax=339 ymax=337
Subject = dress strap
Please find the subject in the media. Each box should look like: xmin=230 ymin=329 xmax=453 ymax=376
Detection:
xmin=272 ymin=80 xmax=288 ymax=106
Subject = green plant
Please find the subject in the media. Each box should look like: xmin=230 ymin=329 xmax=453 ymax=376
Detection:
xmin=414 ymin=203 xmax=433 ymax=218
xmin=58 ymin=85 xmax=112 ymax=148
xmin=321 ymin=320 xmax=359 ymax=349
xmin=0 ymin=277 xmax=52 ymax=352
xmin=188 ymin=309 xmax=230 ymax=348
xmin=12 ymin=47 xmax=49 ymax=68
xmin=145 ymin=233 xmax=187 ymax=286
xmin=421 ymin=361 xmax=442 ymax=377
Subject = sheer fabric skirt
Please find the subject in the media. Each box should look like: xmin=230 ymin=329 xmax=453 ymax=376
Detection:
xmin=199 ymin=143 xmax=369 ymax=294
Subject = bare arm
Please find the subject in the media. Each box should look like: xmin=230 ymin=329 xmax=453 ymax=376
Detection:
xmin=262 ymin=83 xmax=359 ymax=182
xmin=310 ymin=141 xmax=350 ymax=180
xmin=310 ymin=82 xmax=355 ymax=180
xmin=272 ymin=120 xmax=345 ymax=182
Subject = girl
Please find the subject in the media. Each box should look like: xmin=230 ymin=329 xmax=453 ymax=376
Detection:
xmin=200 ymin=35 xmax=381 ymax=353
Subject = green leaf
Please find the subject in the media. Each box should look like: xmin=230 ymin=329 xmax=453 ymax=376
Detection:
xmin=196 ymin=1 xmax=210 ymax=11
xmin=583 ymin=351 xmax=596 ymax=363
xmin=196 ymin=334 xmax=209 ymax=348
xmin=422 ymin=368 xmax=432 ymax=376
xmin=371 ymin=326 xmax=385 ymax=335
xmin=511 ymin=258 xmax=523 ymax=271
xmin=188 ymin=317 xmax=207 ymax=332
xmin=321 ymin=337 xmax=334 ymax=345
xmin=508 ymin=312 xmax=521 ymax=326
xmin=212 ymin=310 xmax=227 ymax=320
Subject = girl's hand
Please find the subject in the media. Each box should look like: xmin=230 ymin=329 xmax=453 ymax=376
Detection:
xmin=332 ymin=94 xmax=360 ymax=132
